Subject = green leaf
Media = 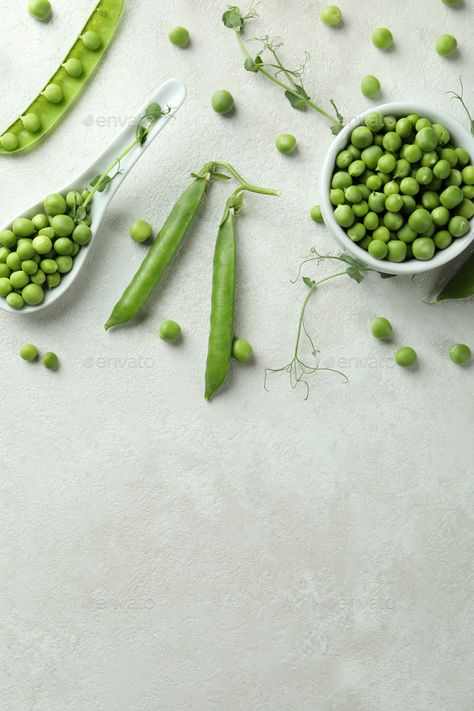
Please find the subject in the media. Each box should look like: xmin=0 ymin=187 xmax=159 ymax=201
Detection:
xmin=212 ymin=172 xmax=232 ymax=181
xmin=338 ymin=254 xmax=368 ymax=271
xmin=75 ymin=206 xmax=86 ymax=223
xmin=284 ymin=86 xmax=310 ymax=112
xmin=346 ymin=266 xmax=365 ymax=284
xmin=222 ymin=8 xmax=244 ymax=31
xmin=379 ymin=272 xmax=397 ymax=279
xmin=145 ymin=102 xmax=163 ymax=120
xmin=331 ymin=123 xmax=343 ymax=135
xmin=136 ymin=124 xmax=148 ymax=145
xmin=244 ymin=57 xmax=259 ymax=73
xmin=90 ymin=174 xmax=113 ymax=192
xmin=303 ymin=276 xmax=315 ymax=288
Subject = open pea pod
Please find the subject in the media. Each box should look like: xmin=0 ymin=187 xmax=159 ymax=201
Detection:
xmin=0 ymin=0 xmax=125 ymax=155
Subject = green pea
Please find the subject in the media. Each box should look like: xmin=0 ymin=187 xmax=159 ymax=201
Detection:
xmin=19 ymin=343 xmax=39 ymax=361
xmin=0 ymin=277 xmax=12 ymax=297
xmin=0 ymin=133 xmax=19 ymax=151
xmin=461 ymin=166 xmax=474 ymax=185
xmin=416 ymin=118 xmax=432 ymax=131
xmin=66 ymin=191 xmax=83 ymax=208
xmin=40 ymin=258 xmax=58 ymax=274
xmin=71 ymin=243 xmax=80 ymax=257
xmin=43 ymin=83 xmax=63 ymax=104
xmin=395 ymin=347 xmax=417 ymax=367
xmin=421 ymin=191 xmax=440 ymax=210
xmin=407 ymin=114 xmax=420 ymax=127
xmin=334 ymin=204 xmax=355 ymax=228
xmin=330 ymin=189 xmax=344 ymax=206
xmin=434 ymin=230 xmax=453 ymax=250
xmin=22 ymin=259 xmax=38 ymax=275
xmin=432 ymin=123 xmax=450 ymax=146
xmin=13 ymin=218 xmax=35 ymax=237
xmin=28 ymin=0 xmax=52 ymax=20
xmin=211 ymin=90 xmax=234 ymax=115
xmin=456 ymin=198 xmax=474 ymax=220
xmin=47 ymin=272 xmax=61 ymax=288
xmin=82 ymin=31 xmax=102 ymax=51
xmin=440 ymin=185 xmax=463 ymax=209
xmin=10 ymin=270 xmax=30 ymax=289
xmin=159 ymin=319 xmax=181 ymax=341
xmin=398 ymin=224 xmax=417 ymax=243
xmin=364 ymin=212 xmax=379 ymax=231
xmin=332 ymin=171 xmax=352 ymax=189
xmin=366 ymin=174 xmax=383 ymax=191
xmin=0 ymin=230 xmax=17 ymax=249
xmin=347 ymin=223 xmax=366 ymax=241
xmin=44 ymin=193 xmax=67 ymax=216
xmin=385 ymin=194 xmax=403 ymax=213
xmin=394 ymin=159 xmax=411 ymax=178
xmin=55 ymin=255 xmax=73 ymax=274
xmin=377 ymin=154 xmax=396 ymax=174
xmin=359 ymin=235 xmax=373 ymax=250
xmin=412 ymin=237 xmax=435 ymax=260
xmin=347 ymin=145 xmax=361 ymax=160
xmin=353 ymin=200 xmax=369 ymax=217
xmin=232 ymin=338 xmax=253 ymax=362
xmin=365 ymin=112 xmax=384 ymax=132
xmin=32 ymin=213 xmax=49 ymax=230
xmin=16 ymin=239 xmax=35 ymax=260
xmin=384 ymin=212 xmax=404 ymax=231
xmin=21 ymin=113 xmax=41 ymax=133
xmin=72 ymin=223 xmax=92 ymax=245
xmin=455 ymin=147 xmax=470 ymax=166
xmin=22 ymin=283 xmax=44 ymax=305
xmin=415 ymin=127 xmax=438 ymax=152
xmin=336 ymin=150 xmax=353 ymax=169
xmin=415 ymin=167 xmax=433 ymax=185
xmin=368 ymin=240 xmax=388 ymax=260
xmin=348 ymin=160 xmax=366 ymax=177
xmin=54 ymin=237 xmax=73 ymax=255
xmin=361 ymin=145 xmax=383 ymax=170
xmin=361 ymin=75 xmax=381 ymax=99
xmin=6 ymin=252 xmax=22 ymax=271
xmin=384 ymin=180 xmax=400 ymax=196
xmin=344 ymin=186 xmax=362 ymax=203
xmin=6 ymin=292 xmax=24 ymax=309
xmin=0 ymin=247 xmax=10 ymax=263
xmin=371 ymin=317 xmax=392 ymax=339
xmin=387 ymin=240 xmax=407 ymax=262
xmin=351 ymin=126 xmax=373 ymax=149
xmin=275 ymin=133 xmax=297 ymax=154
xmin=32 ymin=235 xmax=53 ymax=255
xmin=436 ymin=34 xmax=457 ymax=56
xmin=383 ymin=132 xmax=402 ymax=153
xmin=431 ymin=206 xmax=450 ymax=226
xmin=372 ymin=27 xmax=393 ymax=50
xmin=368 ymin=192 xmax=386 ymax=213
xmin=42 ymin=352 xmax=59 ymax=369
xmin=63 ymin=58 xmax=83 ymax=78
xmin=51 ymin=214 xmax=75 ymax=237
xmin=310 ymin=205 xmax=323 ymax=222
xmin=38 ymin=227 xmax=55 ymax=239
xmin=168 ymin=26 xmax=190 ymax=46
xmin=383 ymin=116 xmax=397 ymax=132
xmin=373 ymin=226 xmax=390 ymax=243
xmin=395 ymin=118 xmax=412 ymax=138
xmin=30 ymin=269 xmax=46 ymax=285
xmin=448 ymin=215 xmax=469 ymax=237
xmin=449 ymin=344 xmax=471 ymax=365
xmin=442 ymin=0 xmax=461 ymax=5
xmin=421 ymin=151 xmax=438 ymax=168
xmin=401 ymin=144 xmax=422 ymax=163
xmin=409 ymin=208 xmax=433 ymax=234
xmin=0 ymin=264 xmax=11 ymax=279
xmin=320 ymin=4 xmax=342 ymax=25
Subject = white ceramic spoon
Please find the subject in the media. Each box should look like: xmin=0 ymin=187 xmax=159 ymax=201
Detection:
xmin=0 ymin=78 xmax=187 ymax=314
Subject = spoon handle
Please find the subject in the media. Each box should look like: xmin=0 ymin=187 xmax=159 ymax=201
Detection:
xmin=84 ymin=78 xmax=187 ymax=208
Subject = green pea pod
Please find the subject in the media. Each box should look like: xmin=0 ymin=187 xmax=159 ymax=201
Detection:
xmin=105 ymin=163 xmax=216 ymax=329
xmin=436 ymin=252 xmax=474 ymax=301
xmin=204 ymin=203 xmax=238 ymax=401
xmin=0 ymin=0 xmax=125 ymax=155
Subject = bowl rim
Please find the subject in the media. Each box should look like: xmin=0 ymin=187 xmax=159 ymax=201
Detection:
xmin=320 ymin=101 xmax=474 ymax=275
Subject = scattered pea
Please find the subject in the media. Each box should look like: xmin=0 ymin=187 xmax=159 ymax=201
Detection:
xmin=310 ymin=205 xmax=323 ymax=223
xmin=211 ymin=90 xmax=234 ymax=114
xmin=449 ymin=343 xmax=471 ymax=365
xmin=19 ymin=343 xmax=39 ymax=361
xmin=129 ymin=219 xmax=153 ymax=243
xmin=361 ymin=75 xmax=381 ymax=99
xmin=275 ymin=133 xmax=297 ymax=154
xmin=232 ymin=338 xmax=253 ymax=362
xmin=42 ymin=351 xmax=59 ymax=369
xmin=320 ymin=4 xmax=342 ymax=26
xmin=168 ymin=26 xmax=190 ymax=47
xmin=395 ymin=347 xmax=417 ymax=367
xmin=22 ymin=283 xmax=44 ymax=305
xmin=371 ymin=316 xmax=392 ymax=339
xmin=159 ymin=320 xmax=181 ymax=341
xmin=27 ymin=0 xmax=52 ymax=20
xmin=372 ymin=27 xmax=393 ymax=50
xmin=436 ymin=34 xmax=457 ymax=56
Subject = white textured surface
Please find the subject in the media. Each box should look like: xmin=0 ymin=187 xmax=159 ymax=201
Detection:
xmin=1 ymin=1 xmax=473 ymax=709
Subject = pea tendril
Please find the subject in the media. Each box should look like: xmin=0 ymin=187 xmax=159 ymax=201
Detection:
xmin=265 ymin=252 xmax=393 ymax=399
xmin=222 ymin=4 xmax=344 ymax=133
xmin=447 ymin=77 xmax=474 ymax=136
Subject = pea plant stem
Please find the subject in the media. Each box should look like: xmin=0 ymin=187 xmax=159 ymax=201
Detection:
xmin=293 ymin=272 xmax=346 ymax=358
xmin=82 ymin=139 xmax=138 ymax=208
xmin=216 ymin=162 xmax=280 ymax=196
xmin=235 ymin=31 xmax=338 ymax=124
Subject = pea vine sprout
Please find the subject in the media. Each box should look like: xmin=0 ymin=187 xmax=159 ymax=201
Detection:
xmin=222 ymin=4 xmax=344 ymax=134
xmin=447 ymin=77 xmax=474 ymax=136
xmin=72 ymin=103 xmax=172 ymax=224
xmin=264 ymin=252 xmax=392 ymax=400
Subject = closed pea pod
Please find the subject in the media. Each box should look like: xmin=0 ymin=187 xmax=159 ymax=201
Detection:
xmin=205 ymin=198 xmax=238 ymax=401
xmin=105 ymin=164 xmax=217 ymax=329
xmin=0 ymin=0 xmax=125 ymax=154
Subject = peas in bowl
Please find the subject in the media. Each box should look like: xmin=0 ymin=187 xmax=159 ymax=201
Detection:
xmin=320 ymin=103 xmax=474 ymax=275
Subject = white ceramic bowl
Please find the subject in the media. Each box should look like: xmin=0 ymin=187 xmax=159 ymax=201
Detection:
xmin=320 ymin=102 xmax=474 ymax=275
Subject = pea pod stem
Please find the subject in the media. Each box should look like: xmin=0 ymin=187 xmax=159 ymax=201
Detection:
xmin=215 ymin=162 xmax=280 ymax=197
